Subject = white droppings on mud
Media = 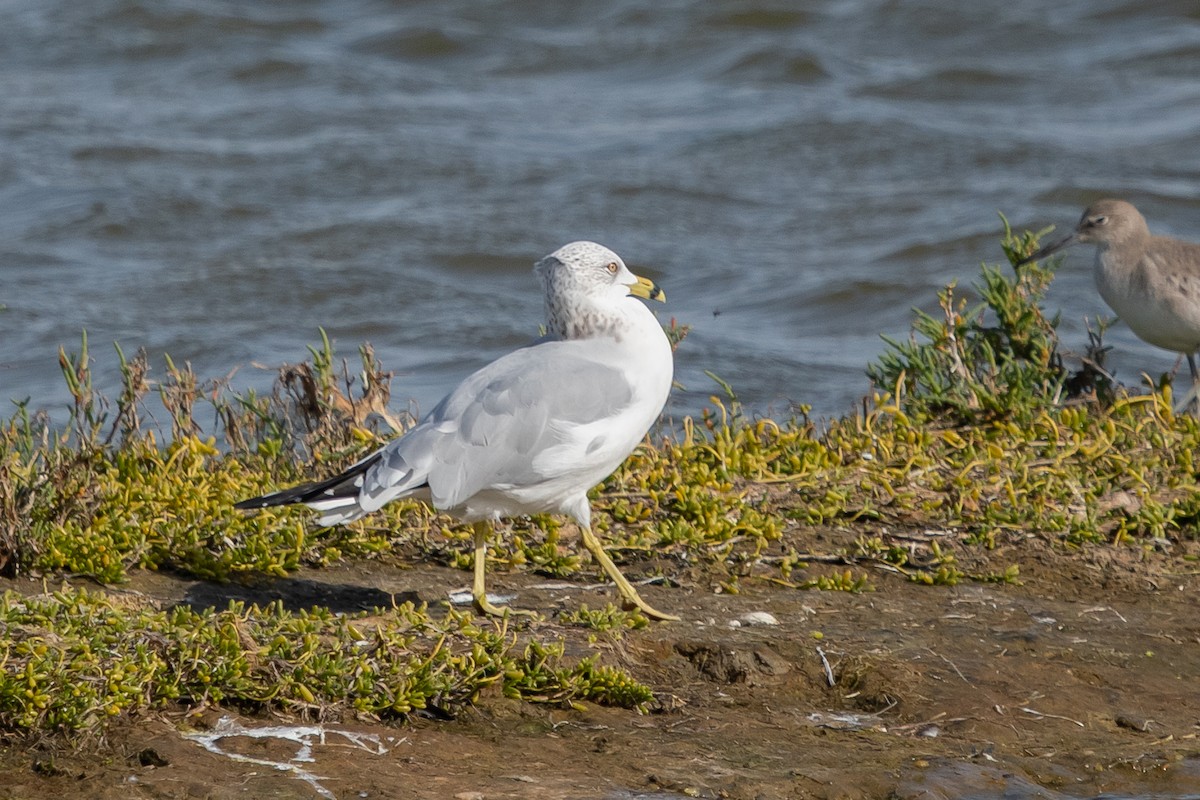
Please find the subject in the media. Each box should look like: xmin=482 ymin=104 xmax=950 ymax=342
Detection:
xmin=728 ymin=610 xmax=780 ymax=627
xmin=183 ymin=716 xmax=390 ymax=799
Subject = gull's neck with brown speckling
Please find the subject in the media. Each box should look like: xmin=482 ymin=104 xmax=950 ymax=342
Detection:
xmin=539 ymin=261 xmax=633 ymax=342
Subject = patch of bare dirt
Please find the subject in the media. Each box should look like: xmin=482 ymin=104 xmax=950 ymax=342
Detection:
xmin=2 ymin=533 xmax=1199 ymax=800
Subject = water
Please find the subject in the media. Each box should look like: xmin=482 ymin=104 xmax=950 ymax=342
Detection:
xmin=4 ymin=0 xmax=1200 ymax=424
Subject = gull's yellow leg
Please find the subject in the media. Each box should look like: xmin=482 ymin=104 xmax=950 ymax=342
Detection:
xmin=579 ymin=525 xmax=679 ymax=622
xmin=471 ymin=522 xmax=536 ymax=618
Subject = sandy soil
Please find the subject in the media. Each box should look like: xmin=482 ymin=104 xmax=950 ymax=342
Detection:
xmin=1 ymin=532 xmax=1198 ymax=800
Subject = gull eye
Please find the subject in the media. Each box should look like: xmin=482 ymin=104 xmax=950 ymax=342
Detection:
xmin=1092 ymin=215 xmax=1108 ymax=226
xmin=605 ymin=262 xmax=619 ymax=275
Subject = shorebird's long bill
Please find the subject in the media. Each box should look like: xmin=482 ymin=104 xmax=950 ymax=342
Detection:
xmin=1016 ymin=231 xmax=1078 ymax=267
xmin=629 ymin=274 xmax=666 ymax=302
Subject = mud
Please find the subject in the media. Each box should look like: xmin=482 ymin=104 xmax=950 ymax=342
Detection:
xmin=2 ymin=534 xmax=1198 ymax=800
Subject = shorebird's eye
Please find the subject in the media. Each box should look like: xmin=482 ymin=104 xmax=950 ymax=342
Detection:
xmin=605 ymin=262 xmax=619 ymax=275
xmin=1092 ymin=215 xmax=1108 ymax=226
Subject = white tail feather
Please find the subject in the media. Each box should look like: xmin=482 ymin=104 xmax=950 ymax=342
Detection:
xmin=307 ymin=497 xmax=366 ymax=527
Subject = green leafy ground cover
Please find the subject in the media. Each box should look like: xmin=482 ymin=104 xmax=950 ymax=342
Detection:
xmin=1 ymin=221 xmax=1197 ymax=740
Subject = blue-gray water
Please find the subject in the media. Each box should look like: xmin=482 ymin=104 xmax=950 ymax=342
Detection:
xmin=4 ymin=0 xmax=1200 ymax=424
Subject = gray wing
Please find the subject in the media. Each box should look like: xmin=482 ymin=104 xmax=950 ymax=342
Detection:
xmin=358 ymin=339 xmax=634 ymax=513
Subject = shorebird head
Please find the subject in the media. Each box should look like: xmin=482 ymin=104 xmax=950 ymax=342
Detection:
xmin=1017 ymin=199 xmax=1149 ymax=265
xmin=1071 ymin=199 xmax=1148 ymax=247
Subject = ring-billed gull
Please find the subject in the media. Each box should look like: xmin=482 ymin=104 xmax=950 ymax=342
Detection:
xmin=1018 ymin=199 xmax=1200 ymax=409
xmin=235 ymin=241 xmax=678 ymax=620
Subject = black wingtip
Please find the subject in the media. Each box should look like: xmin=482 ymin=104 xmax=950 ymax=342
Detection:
xmin=234 ymin=452 xmax=386 ymax=512
xmin=233 ymin=487 xmax=309 ymax=511
xmin=233 ymin=496 xmax=274 ymax=511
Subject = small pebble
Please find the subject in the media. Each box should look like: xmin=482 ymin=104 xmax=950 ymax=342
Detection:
xmin=1115 ymin=713 xmax=1152 ymax=732
xmin=738 ymin=611 xmax=779 ymax=626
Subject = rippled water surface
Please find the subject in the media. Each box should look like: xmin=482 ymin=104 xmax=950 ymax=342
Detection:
xmin=4 ymin=0 xmax=1200 ymax=421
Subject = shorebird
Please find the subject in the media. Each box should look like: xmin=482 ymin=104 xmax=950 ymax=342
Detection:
xmin=236 ymin=242 xmax=678 ymax=621
xmin=1018 ymin=199 xmax=1200 ymax=406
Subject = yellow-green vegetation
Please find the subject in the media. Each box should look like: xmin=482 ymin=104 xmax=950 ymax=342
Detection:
xmin=0 ymin=588 xmax=650 ymax=736
xmin=866 ymin=214 xmax=1112 ymax=423
xmin=1 ymin=219 xmax=1198 ymax=739
xmin=562 ymin=603 xmax=650 ymax=635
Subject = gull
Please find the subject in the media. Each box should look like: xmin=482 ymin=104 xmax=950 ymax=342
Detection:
xmin=1018 ymin=199 xmax=1200 ymax=407
xmin=235 ymin=241 xmax=678 ymax=621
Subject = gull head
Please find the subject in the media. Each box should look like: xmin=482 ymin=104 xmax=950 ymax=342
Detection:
xmin=535 ymin=241 xmax=665 ymax=340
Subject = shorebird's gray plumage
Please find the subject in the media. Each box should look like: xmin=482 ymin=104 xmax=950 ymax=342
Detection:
xmin=1019 ymin=199 xmax=1200 ymax=400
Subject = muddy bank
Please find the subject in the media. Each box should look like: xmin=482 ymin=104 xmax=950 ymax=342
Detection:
xmin=1 ymin=534 xmax=1198 ymax=800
